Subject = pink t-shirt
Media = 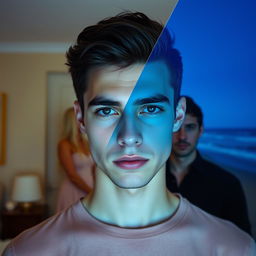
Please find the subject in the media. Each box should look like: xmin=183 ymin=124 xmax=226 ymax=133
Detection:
xmin=3 ymin=196 xmax=256 ymax=256
xmin=56 ymin=153 xmax=94 ymax=212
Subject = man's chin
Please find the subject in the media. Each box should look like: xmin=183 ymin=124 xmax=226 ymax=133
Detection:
xmin=111 ymin=174 xmax=154 ymax=190
xmin=173 ymin=149 xmax=193 ymax=158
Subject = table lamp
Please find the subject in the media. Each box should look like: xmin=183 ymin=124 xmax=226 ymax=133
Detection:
xmin=12 ymin=173 xmax=42 ymax=211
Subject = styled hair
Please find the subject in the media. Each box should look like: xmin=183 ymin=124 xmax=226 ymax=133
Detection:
xmin=66 ymin=12 xmax=183 ymax=113
xmin=183 ymin=96 xmax=203 ymax=127
xmin=61 ymin=107 xmax=89 ymax=152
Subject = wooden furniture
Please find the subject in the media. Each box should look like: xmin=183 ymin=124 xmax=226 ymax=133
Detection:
xmin=1 ymin=204 xmax=48 ymax=239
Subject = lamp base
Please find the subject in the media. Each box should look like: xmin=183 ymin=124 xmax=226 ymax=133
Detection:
xmin=17 ymin=202 xmax=34 ymax=212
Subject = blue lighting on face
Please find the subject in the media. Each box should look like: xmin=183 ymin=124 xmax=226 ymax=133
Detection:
xmin=85 ymin=19 xmax=181 ymax=188
xmin=108 ymin=60 xmax=174 ymax=153
xmin=99 ymin=60 xmax=175 ymax=188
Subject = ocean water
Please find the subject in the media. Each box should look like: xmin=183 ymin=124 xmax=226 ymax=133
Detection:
xmin=198 ymin=129 xmax=256 ymax=173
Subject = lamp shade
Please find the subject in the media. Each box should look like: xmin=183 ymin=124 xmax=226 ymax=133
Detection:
xmin=12 ymin=174 xmax=42 ymax=202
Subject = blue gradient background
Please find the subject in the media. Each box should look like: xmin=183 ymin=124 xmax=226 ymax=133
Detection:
xmin=167 ymin=0 xmax=256 ymax=129
xmin=166 ymin=2 xmax=256 ymax=238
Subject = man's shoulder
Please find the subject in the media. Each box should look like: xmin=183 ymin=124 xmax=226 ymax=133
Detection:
xmin=3 ymin=201 xmax=86 ymax=255
xmin=197 ymin=155 xmax=240 ymax=184
xmin=183 ymin=198 xmax=254 ymax=251
xmin=3 ymin=197 xmax=255 ymax=256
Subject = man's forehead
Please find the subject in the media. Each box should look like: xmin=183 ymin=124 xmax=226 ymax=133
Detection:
xmin=89 ymin=64 xmax=143 ymax=90
xmin=184 ymin=114 xmax=198 ymax=124
xmin=97 ymin=64 xmax=144 ymax=83
xmin=84 ymin=61 xmax=173 ymax=104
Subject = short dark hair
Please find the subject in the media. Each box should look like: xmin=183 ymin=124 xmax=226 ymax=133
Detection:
xmin=66 ymin=12 xmax=183 ymax=113
xmin=183 ymin=96 xmax=203 ymax=127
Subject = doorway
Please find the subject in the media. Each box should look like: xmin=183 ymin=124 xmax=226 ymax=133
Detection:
xmin=46 ymin=72 xmax=75 ymax=214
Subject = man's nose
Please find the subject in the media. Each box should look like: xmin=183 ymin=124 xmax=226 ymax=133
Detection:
xmin=178 ymin=127 xmax=187 ymax=140
xmin=116 ymin=114 xmax=142 ymax=147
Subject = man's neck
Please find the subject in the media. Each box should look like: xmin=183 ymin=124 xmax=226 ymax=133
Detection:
xmin=170 ymin=150 xmax=197 ymax=185
xmin=83 ymin=167 xmax=179 ymax=228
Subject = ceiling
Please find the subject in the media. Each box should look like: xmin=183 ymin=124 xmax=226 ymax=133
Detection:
xmin=0 ymin=0 xmax=178 ymax=52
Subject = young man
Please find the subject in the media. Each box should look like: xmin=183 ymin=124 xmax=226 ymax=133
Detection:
xmin=166 ymin=96 xmax=251 ymax=234
xmin=3 ymin=12 xmax=255 ymax=256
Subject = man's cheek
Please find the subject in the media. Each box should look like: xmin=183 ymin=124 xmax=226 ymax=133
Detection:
xmin=172 ymin=134 xmax=178 ymax=143
xmin=153 ymin=130 xmax=172 ymax=151
xmin=146 ymin=123 xmax=172 ymax=144
xmin=156 ymin=133 xmax=172 ymax=149
xmin=88 ymin=127 xmax=112 ymax=150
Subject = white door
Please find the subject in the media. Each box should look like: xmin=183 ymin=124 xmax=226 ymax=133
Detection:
xmin=46 ymin=72 xmax=76 ymax=214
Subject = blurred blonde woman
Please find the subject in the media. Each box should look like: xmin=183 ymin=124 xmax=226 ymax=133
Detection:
xmin=56 ymin=107 xmax=94 ymax=212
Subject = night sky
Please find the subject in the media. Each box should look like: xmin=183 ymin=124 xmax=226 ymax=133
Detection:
xmin=167 ymin=0 xmax=256 ymax=129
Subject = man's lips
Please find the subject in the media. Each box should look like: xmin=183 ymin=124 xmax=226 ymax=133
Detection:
xmin=175 ymin=143 xmax=190 ymax=150
xmin=113 ymin=155 xmax=149 ymax=170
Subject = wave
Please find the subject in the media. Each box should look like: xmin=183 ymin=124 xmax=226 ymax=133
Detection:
xmin=199 ymin=129 xmax=256 ymax=157
xmin=198 ymin=142 xmax=256 ymax=161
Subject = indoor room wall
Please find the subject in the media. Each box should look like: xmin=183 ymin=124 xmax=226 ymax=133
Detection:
xmin=0 ymin=53 xmax=66 ymax=201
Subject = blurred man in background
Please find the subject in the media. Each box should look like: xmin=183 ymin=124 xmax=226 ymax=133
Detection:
xmin=166 ymin=95 xmax=251 ymax=234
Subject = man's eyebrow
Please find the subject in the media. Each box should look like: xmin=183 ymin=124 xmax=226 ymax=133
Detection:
xmin=88 ymin=96 xmax=121 ymax=107
xmin=88 ymin=94 xmax=170 ymax=107
xmin=134 ymin=94 xmax=170 ymax=105
xmin=185 ymin=123 xmax=197 ymax=126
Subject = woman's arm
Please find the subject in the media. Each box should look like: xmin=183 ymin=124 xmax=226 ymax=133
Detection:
xmin=58 ymin=140 xmax=92 ymax=193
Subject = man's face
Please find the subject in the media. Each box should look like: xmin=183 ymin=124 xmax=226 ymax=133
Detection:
xmin=172 ymin=114 xmax=203 ymax=157
xmin=79 ymin=61 xmax=183 ymax=189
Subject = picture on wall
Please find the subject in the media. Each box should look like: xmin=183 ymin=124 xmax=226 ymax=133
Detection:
xmin=0 ymin=93 xmax=7 ymax=165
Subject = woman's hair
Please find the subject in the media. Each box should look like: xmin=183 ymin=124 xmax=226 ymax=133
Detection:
xmin=61 ymin=107 xmax=88 ymax=152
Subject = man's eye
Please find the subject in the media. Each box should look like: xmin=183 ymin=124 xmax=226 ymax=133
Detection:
xmin=185 ymin=124 xmax=197 ymax=131
xmin=140 ymin=105 xmax=163 ymax=114
xmin=95 ymin=107 xmax=118 ymax=117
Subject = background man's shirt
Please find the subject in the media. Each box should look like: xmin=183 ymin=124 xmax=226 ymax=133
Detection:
xmin=166 ymin=151 xmax=251 ymax=234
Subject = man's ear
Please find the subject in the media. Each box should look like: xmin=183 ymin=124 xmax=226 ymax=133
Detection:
xmin=74 ymin=101 xmax=86 ymax=134
xmin=199 ymin=125 xmax=204 ymax=137
xmin=173 ymin=97 xmax=186 ymax=132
